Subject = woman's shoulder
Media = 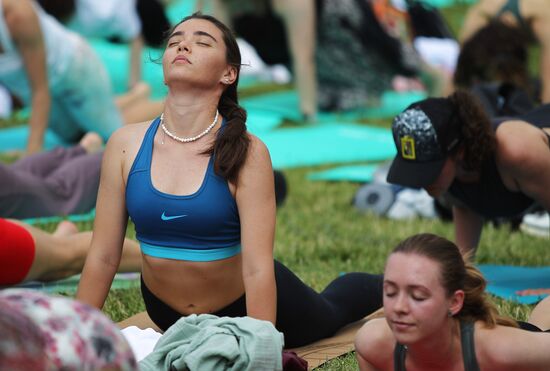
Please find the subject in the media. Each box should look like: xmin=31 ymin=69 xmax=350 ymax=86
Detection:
xmin=243 ymin=132 xmax=271 ymax=164
xmin=107 ymin=120 xmax=153 ymax=145
xmin=475 ymin=322 xmax=550 ymax=369
xmin=103 ymin=120 xmax=155 ymax=160
xmin=523 ymin=0 xmax=550 ymax=18
xmin=355 ymin=318 xmax=395 ymax=368
xmin=494 ymin=120 xmax=547 ymax=163
xmin=471 ymin=0 xmax=507 ymax=16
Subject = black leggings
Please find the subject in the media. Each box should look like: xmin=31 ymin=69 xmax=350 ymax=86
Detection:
xmin=141 ymin=260 xmax=383 ymax=348
xmin=518 ymin=321 xmax=550 ymax=332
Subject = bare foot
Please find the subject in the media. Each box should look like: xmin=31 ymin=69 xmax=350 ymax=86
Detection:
xmin=130 ymin=81 xmax=151 ymax=101
xmin=79 ymin=132 xmax=104 ymax=154
xmin=516 ymin=288 xmax=550 ymax=296
xmin=53 ymin=220 xmax=79 ymax=237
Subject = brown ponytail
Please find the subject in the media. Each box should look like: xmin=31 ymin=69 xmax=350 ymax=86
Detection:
xmin=210 ymin=83 xmax=250 ymax=183
xmin=460 ymin=260 xmax=518 ymax=328
xmin=449 ymin=90 xmax=496 ymax=172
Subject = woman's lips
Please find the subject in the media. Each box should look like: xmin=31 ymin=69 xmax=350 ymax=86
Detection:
xmin=173 ymin=55 xmax=191 ymax=64
xmin=392 ymin=320 xmax=414 ymax=331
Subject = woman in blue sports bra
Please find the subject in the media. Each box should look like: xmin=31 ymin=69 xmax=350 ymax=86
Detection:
xmin=459 ymin=0 xmax=550 ymax=103
xmin=355 ymin=233 xmax=550 ymax=370
xmin=76 ymin=12 xmax=383 ymax=348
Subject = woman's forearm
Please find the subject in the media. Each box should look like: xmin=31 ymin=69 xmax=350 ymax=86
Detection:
xmin=76 ymin=251 xmax=119 ymax=309
xmin=453 ymin=205 xmax=484 ymax=257
xmin=27 ymin=86 xmax=50 ymax=154
xmin=244 ymin=269 xmax=277 ymax=325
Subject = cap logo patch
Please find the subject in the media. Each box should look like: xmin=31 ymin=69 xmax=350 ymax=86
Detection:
xmin=401 ymin=135 xmax=416 ymax=160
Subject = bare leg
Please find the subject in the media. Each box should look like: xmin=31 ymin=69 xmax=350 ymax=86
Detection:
xmin=528 ymin=295 xmax=550 ymax=330
xmin=272 ymin=0 xmax=317 ymax=121
xmin=9 ymin=220 xmax=142 ymax=283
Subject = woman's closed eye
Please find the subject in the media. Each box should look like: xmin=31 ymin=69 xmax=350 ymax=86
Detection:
xmin=411 ymin=291 xmax=428 ymax=301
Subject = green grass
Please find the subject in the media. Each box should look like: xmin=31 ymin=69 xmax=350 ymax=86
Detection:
xmin=31 ymin=165 xmax=547 ymax=370
xmin=5 ymin=3 xmax=550 ymax=369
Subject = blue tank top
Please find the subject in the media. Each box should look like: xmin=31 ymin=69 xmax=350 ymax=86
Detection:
xmin=126 ymin=117 xmax=241 ymax=261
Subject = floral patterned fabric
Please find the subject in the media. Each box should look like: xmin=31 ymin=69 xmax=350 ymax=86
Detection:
xmin=0 ymin=289 xmax=137 ymax=371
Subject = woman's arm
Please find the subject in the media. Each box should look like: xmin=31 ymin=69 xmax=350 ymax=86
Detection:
xmin=75 ymin=129 xmax=130 ymax=309
xmin=236 ymin=135 xmax=277 ymax=325
xmin=453 ymin=205 xmax=484 ymax=256
xmin=7 ymin=0 xmax=50 ymax=154
xmin=496 ymin=122 xmax=550 ymax=213
xmin=481 ymin=325 xmax=550 ymax=370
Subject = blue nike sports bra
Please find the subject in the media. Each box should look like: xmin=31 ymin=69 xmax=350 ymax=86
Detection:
xmin=126 ymin=117 xmax=241 ymax=262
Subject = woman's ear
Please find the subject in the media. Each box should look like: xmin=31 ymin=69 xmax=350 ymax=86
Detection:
xmin=220 ymin=66 xmax=237 ymax=85
xmin=448 ymin=289 xmax=465 ymax=316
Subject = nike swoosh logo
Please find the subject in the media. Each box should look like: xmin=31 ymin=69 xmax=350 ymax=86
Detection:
xmin=161 ymin=212 xmax=188 ymax=221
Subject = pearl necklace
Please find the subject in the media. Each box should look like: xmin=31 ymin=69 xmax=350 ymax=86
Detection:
xmin=160 ymin=110 xmax=219 ymax=143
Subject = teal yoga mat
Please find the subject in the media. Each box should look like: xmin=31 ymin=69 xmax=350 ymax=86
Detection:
xmin=423 ymin=0 xmax=477 ymax=8
xmin=13 ymin=273 xmax=140 ymax=294
xmin=479 ymin=264 xmax=550 ymax=304
xmin=257 ymin=123 xmax=396 ymax=169
xmin=23 ymin=209 xmax=96 ymax=226
xmin=308 ymin=164 xmax=378 ymax=183
xmin=242 ymin=90 xmax=426 ymax=121
xmin=0 ymin=126 xmax=68 ymax=152
xmin=166 ymin=0 xmax=197 ymax=25
xmin=245 ymin=109 xmax=284 ymax=134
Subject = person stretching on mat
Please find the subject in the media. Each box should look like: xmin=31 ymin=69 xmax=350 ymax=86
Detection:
xmin=0 ymin=132 xmax=104 ymax=219
xmin=0 ymin=219 xmax=141 ymax=287
xmin=355 ymin=233 xmax=550 ymax=371
xmin=460 ymin=0 xmax=550 ymax=103
xmin=0 ymin=0 xmax=163 ymax=155
xmin=385 ymin=91 xmax=550 ymax=255
xmin=76 ymin=13 xmax=383 ymax=348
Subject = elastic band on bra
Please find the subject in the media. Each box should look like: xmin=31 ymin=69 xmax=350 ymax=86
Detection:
xmin=140 ymin=242 xmax=241 ymax=262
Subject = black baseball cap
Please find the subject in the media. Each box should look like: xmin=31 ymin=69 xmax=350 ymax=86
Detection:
xmin=387 ymin=97 xmax=461 ymax=189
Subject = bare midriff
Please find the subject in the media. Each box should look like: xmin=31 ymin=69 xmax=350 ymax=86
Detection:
xmin=141 ymin=253 xmax=245 ymax=315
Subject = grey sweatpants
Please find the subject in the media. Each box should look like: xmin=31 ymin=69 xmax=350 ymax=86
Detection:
xmin=0 ymin=146 xmax=102 ymax=219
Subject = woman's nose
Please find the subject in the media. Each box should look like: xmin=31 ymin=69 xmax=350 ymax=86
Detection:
xmin=393 ymin=293 xmax=409 ymax=313
xmin=178 ymin=40 xmax=190 ymax=52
